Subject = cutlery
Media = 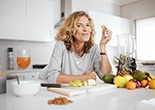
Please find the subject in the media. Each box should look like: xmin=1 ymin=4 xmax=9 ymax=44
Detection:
xmin=41 ymin=83 xmax=61 ymax=88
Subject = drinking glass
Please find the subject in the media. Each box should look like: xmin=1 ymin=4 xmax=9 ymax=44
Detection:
xmin=16 ymin=49 xmax=31 ymax=80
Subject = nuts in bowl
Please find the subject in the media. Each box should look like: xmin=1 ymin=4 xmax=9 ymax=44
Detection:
xmin=11 ymin=80 xmax=40 ymax=97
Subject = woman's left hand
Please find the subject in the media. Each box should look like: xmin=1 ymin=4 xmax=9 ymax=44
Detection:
xmin=100 ymin=27 xmax=112 ymax=47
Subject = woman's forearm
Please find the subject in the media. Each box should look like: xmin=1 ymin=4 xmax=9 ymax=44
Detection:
xmin=100 ymin=54 xmax=112 ymax=75
xmin=56 ymin=74 xmax=87 ymax=84
xmin=56 ymin=70 xmax=96 ymax=84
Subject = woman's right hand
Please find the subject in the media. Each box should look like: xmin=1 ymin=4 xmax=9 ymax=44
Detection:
xmin=84 ymin=70 xmax=96 ymax=80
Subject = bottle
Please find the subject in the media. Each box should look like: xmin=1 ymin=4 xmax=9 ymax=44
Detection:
xmin=8 ymin=47 xmax=14 ymax=69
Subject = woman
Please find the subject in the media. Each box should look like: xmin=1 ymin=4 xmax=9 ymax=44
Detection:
xmin=41 ymin=11 xmax=112 ymax=84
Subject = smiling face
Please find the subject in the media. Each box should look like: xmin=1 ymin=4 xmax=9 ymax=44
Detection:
xmin=74 ymin=16 xmax=92 ymax=44
xmin=55 ymin=11 xmax=95 ymax=53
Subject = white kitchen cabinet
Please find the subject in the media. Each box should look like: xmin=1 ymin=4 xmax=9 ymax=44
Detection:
xmin=26 ymin=0 xmax=54 ymax=42
xmin=7 ymin=70 xmax=41 ymax=80
xmin=0 ymin=0 xmax=54 ymax=42
xmin=0 ymin=0 xmax=26 ymax=40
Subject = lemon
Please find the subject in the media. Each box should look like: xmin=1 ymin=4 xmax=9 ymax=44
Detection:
xmin=114 ymin=76 xmax=126 ymax=88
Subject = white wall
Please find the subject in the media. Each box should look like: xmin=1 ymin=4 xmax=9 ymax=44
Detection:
xmin=121 ymin=0 xmax=155 ymax=34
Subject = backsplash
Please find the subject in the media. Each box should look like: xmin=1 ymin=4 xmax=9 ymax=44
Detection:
xmin=0 ymin=40 xmax=56 ymax=69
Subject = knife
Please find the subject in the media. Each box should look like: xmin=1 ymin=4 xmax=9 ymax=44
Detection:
xmin=41 ymin=83 xmax=61 ymax=88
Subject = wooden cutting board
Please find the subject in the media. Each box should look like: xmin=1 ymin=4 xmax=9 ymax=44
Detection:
xmin=47 ymin=82 xmax=117 ymax=97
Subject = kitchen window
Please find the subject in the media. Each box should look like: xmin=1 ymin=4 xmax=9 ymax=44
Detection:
xmin=136 ymin=17 xmax=155 ymax=64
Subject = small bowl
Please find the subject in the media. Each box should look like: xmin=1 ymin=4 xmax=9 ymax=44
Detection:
xmin=12 ymin=80 xmax=40 ymax=97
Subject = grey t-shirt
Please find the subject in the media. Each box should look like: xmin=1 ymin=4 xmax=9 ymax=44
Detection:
xmin=41 ymin=40 xmax=105 ymax=83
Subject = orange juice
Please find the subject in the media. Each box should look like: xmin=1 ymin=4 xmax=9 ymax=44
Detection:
xmin=17 ymin=57 xmax=31 ymax=70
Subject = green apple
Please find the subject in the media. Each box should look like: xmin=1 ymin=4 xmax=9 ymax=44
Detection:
xmin=82 ymin=81 xmax=88 ymax=86
xmin=87 ymin=79 xmax=96 ymax=86
xmin=74 ymin=80 xmax=83 ymax=87
xmin=69 ymin=81 xmax=78 ymax=87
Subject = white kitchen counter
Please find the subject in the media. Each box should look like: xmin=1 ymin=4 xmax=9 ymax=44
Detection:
xmin=0 ymin=79 xmax=155 ymax=110
xmin=5 ymin=68 xmax=42 ymax=80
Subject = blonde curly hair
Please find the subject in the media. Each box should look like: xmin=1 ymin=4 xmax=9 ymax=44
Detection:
xmin=55 ymin=11 xmax=96 ymax=53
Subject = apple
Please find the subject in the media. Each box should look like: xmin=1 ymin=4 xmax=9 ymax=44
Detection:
xmin=74 ymin=80 xmax=83 ymax=87
xmin=82 ymin=81 xmax=88 ymax=86
xmin=87 ymin=79 xmax=96 ymax=86
xmin=69 ymin=81 xmax=78 ymax=87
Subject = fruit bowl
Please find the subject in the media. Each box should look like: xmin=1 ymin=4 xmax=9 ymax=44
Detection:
xmin=11 ymin=80 xmax=40 ymax=97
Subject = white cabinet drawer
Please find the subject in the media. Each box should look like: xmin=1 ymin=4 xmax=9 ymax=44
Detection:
xmin=7 ymin=71 xmax=40 ymax=80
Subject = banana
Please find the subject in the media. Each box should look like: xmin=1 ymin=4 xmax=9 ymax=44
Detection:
xmin=144 ymin=71 xmax=155 ymax=81
xmin=147 ymin=77 xmax=152 ymax=81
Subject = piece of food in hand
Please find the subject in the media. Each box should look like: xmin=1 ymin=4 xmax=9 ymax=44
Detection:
xmin=101 ymin=25 xmax=107 ymax=30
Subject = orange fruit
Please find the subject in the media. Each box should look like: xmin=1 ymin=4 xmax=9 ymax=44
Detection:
xmin=141 ymin=79 xmax=148 ymax=88
xmin=126 ymin=81 xmax=136 ymax=90
xmin=148 ymin=79 xmax=155 ymax=89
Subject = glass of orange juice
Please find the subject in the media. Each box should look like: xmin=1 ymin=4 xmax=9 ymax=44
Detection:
xmin=17 ymin=49 xmax=31 ymax=80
